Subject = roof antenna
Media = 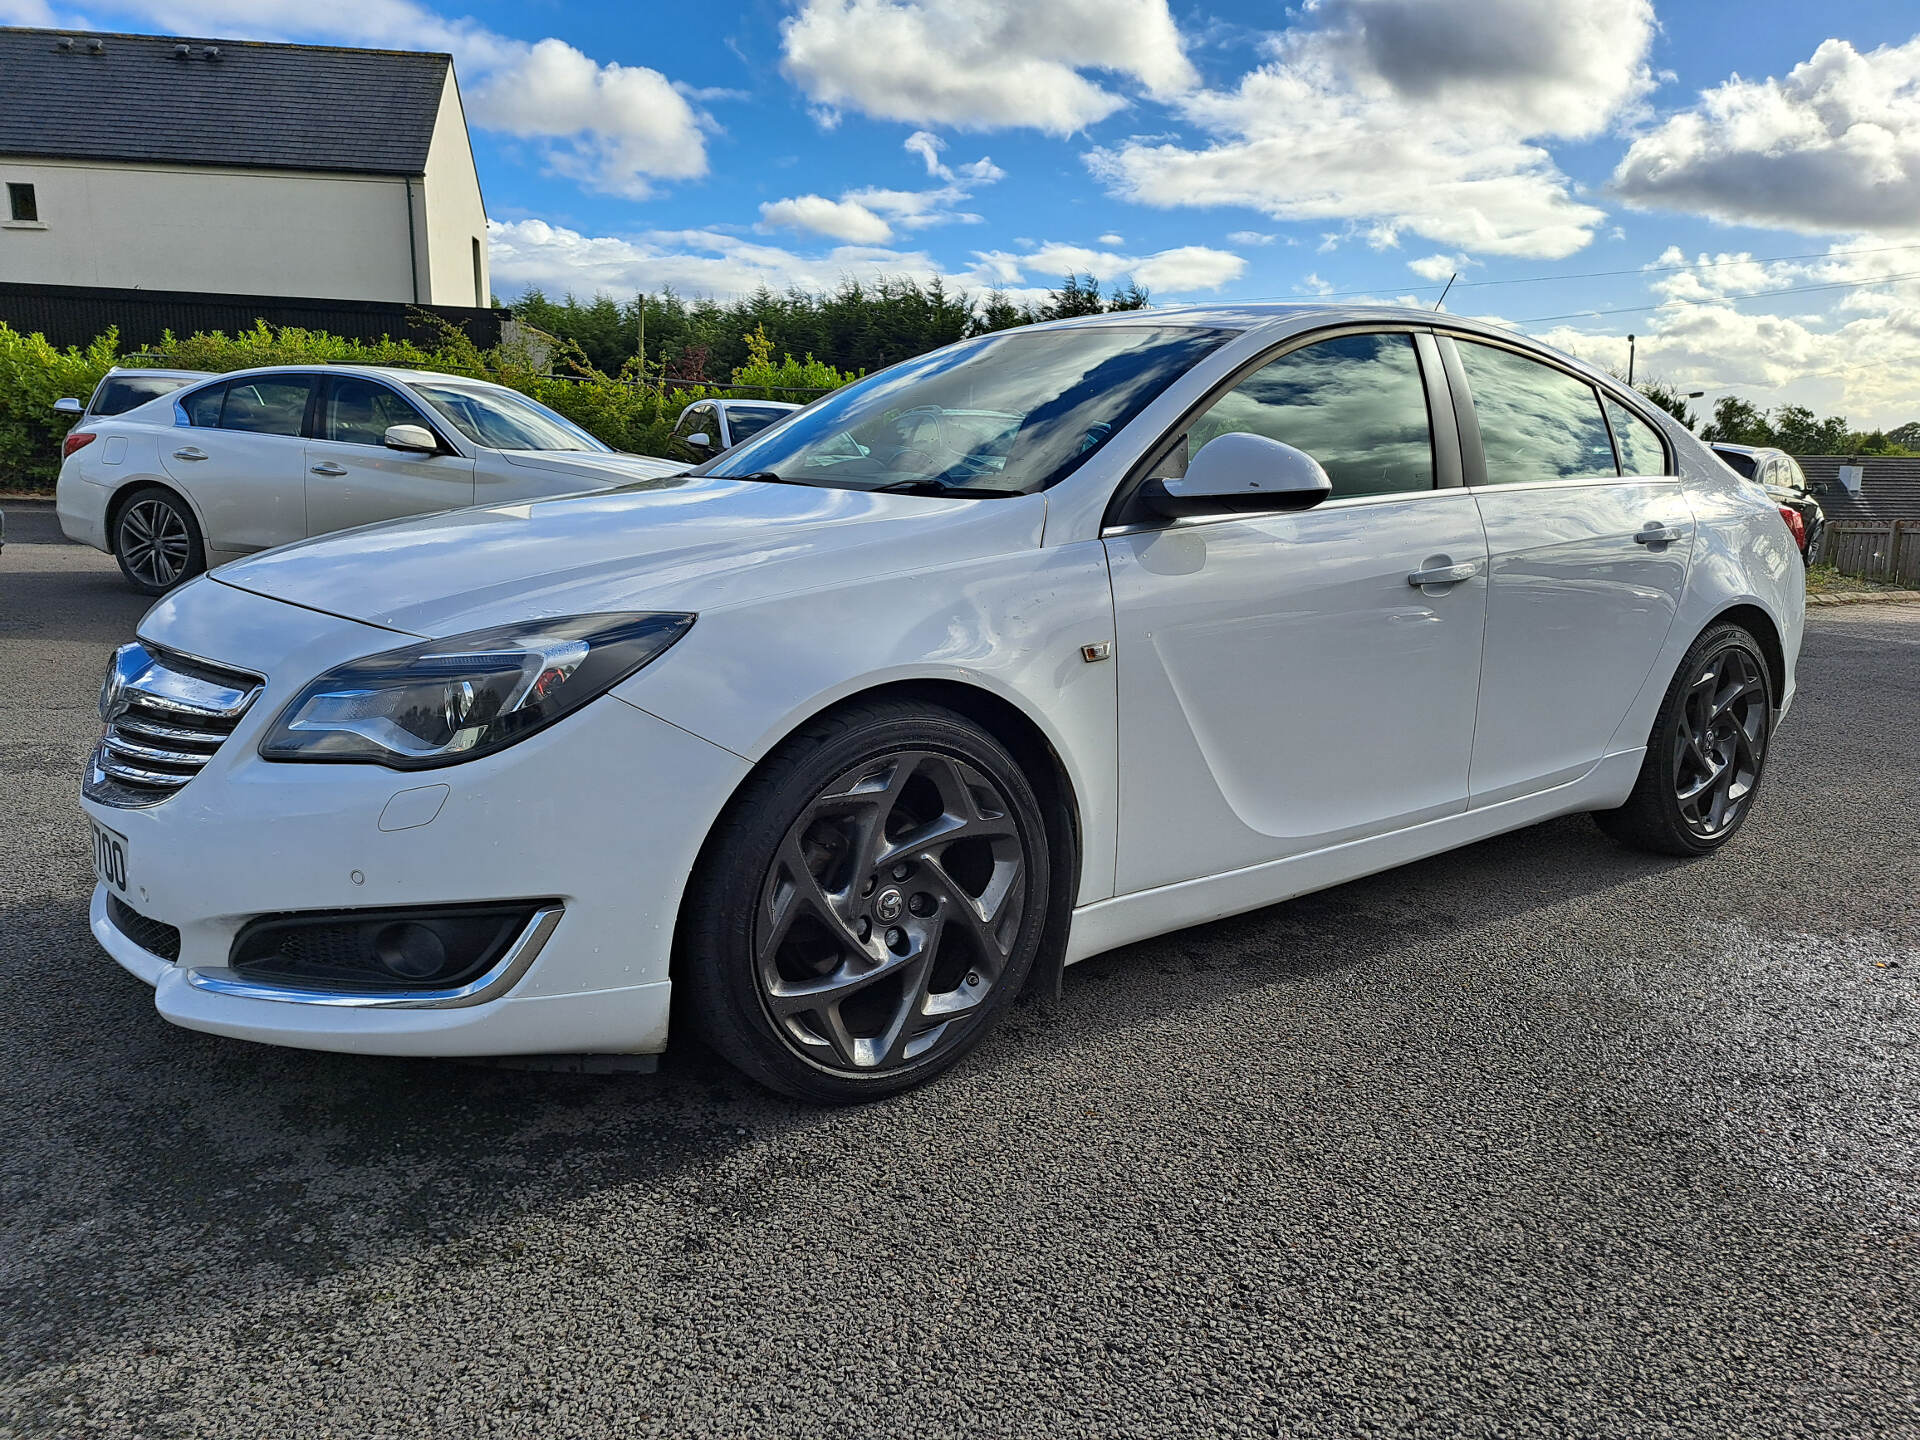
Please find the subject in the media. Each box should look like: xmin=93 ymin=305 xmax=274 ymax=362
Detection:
xmin=1434 ymin=272 xmax=1458 ymax=311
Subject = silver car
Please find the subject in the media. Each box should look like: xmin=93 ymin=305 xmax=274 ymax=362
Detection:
xmin=56 ymin=365 xmax=680 ymax=593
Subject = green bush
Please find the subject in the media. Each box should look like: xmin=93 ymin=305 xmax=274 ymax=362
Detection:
xmin=0 ymin=317 xmax=852 ymax=491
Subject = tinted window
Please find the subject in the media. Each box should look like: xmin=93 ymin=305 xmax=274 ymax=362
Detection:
xmin=181 ymin=383 xmax=226 ymax=428
xmin=724 ymin=406 xmax=789 ymax=443
xmin=323 ymin=377 xmax=431 ymax=446
xmin=1458 ymin=341 xmax=1616 ymax=485
xmin=218 ymin=377 xmax=312 ymax=436
xmin=93 ymin=375 xmax=195 ymax=416
xmin=1604 ymin=397 xmax=1669 ymax=477
xmin=1714 ymin=448 xmax=1757 ymax=479
xmin=1175 ymin=333 xmax=1433 ymax=498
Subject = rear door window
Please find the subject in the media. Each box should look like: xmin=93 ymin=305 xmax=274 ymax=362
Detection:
xmin=180 ymin=383 xmax=226 ymax=428
xmin=1457 ymin=341 xmax=1617 ymax=485
xmin=1172 ymin=332 xmax=1435 ymax=499
xmin=218 ymin=377 xmax=314 ymax=437
xmin=1603 ymin=397 xmax=1670 ymax=477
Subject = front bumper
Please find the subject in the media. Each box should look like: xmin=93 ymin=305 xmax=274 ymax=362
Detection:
xmin=82 ymin=607 xmax=751 ymax=1057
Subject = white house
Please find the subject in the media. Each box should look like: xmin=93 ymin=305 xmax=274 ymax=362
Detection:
xmin=0 ymin=27 xmax=489 ymax=306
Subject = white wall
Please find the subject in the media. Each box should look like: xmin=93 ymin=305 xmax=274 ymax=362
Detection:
xmin=420 ymin=73 xmax=490 ymax=307
xmin=0 ymin=156 xmax=417 ymax=301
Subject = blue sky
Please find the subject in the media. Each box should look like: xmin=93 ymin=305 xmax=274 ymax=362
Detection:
xmin=9 ymin=0 xmax=1920 ymax=424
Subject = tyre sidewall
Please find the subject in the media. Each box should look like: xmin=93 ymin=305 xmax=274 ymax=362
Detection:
xmin=1646 ymin=625 xmax=1775 ymax=855
xmin=114 ymin=486 xmax=205 ymax=596
xmin=684 ymin=704 xmax=1052 ymax=1103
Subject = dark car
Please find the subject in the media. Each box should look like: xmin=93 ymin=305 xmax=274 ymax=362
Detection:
xmin=1710 ymin=443 xmax=1824 ymax=563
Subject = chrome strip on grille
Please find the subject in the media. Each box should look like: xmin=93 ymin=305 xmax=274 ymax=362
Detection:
xmin=84 ymin=642 xmax=263 ymax=808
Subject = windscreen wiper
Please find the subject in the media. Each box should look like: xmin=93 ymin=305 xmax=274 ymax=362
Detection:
xmin=869 ymin=479 xmax=1005 ymax=498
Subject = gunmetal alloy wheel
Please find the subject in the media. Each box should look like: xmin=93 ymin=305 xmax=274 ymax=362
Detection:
xmin=1672 ymin=646 xmax=1769 ymax=840
xmin=755 ymin=749 xmax=1026 ymax=1073
xmin=1595 ymin=623 xmax=1774 ymax=857
xmin=114 ymin=488 xmax=204 ymax=595
xmin=681 ymin=701 xmax=1052 ymax=1102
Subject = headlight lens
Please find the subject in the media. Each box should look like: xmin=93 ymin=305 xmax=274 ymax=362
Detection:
xmin=259 ymin=612 xmax=693 ymax=768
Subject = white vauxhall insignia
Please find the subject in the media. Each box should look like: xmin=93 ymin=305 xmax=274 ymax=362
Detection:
xmin=79 ymin=305 xmax=1804 ymax=1102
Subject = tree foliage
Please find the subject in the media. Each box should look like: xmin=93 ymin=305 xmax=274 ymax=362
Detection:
xmin=1699 ymin=395 xmax=1915 ymax=456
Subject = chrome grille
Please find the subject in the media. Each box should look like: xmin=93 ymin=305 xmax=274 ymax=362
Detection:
xmin=84 ymin=642 xmax=263 ymax=807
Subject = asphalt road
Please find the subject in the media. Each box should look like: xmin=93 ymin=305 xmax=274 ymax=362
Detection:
xmin=2 ymin=502 xmax=1916 ymax=1439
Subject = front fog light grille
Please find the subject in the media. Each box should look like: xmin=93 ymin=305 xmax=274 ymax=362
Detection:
xmin=108 ymin=894 xmax=181 ymax=962
xmin=86 ymin=643 xmax=263 ymax=808
xmin=229 ymin=903 xmax=549 ymax=993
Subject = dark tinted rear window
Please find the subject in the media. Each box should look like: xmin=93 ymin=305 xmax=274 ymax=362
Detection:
xmin=1714 ymin=449 xmax=1757 ymax=479
xmin=92 ymin=376 xmax=196 ymax=417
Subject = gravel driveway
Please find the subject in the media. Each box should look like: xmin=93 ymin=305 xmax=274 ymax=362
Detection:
xmin=3 ymin=503 xmax=1915 ymax=1439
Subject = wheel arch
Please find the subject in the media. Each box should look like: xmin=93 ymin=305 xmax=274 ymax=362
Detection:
xmin=103 ymin=476 xmax=205 ymax=555
xmin=1708 ymin=601 xmax=1787 ymax=704
xmin=671 ymin=675 xmax=1083 ymax=1012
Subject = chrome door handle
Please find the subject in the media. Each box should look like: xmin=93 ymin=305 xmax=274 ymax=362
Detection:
xmin=171 ymin=447 xmax=207 ymax=461
xmin=309 ymin=462 xmax=349 ymax=476
xmin=1634 ymin=524 xmax=1684 ymax=547
xmin=1407 ymin=561 xmax=1479 ymax=588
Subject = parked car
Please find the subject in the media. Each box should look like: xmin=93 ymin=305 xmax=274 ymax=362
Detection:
xmin=80 ymin=305 xmax=1803 ymax=1103
xmin=668 ymin=398 xmax=801 ymax=463
xmin=54 ymin=367 xmax=213 ymax=422
xmin=1710 ymin=443 xmax=1824 ymax=563
xmin=57 ymin=365 xmax=681 ymax=594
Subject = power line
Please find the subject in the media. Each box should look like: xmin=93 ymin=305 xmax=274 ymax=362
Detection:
xmin=1519 ymin=269 xmax=1920 ymax=324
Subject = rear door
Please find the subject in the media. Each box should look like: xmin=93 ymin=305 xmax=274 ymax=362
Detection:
xmin=159 ymin=375 xmax=315 ymax=553
xmin=1443 ymin=336 xmax=1694 ymax=807
xmin=304 ymin=376 xmax=475 ymax=536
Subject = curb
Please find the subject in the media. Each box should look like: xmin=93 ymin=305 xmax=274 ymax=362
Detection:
xmin=1806 ymin=590 xmax=1920 ymax=607
xmin=0 ymin=496 xmax=55 ymax=507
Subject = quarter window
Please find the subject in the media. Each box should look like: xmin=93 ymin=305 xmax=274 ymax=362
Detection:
xmin=1603 ymin=397 xmax=1669 ymax=477
xmin=218 ymin=378 xmax=313 ymax=437
xmin=1171 ymin=332 xmax=1434 ymax=499
xmin=323 ymin=378 xmax=431 ymax=446
xmin=1457 ymin=341 xmax=1616 ymax=485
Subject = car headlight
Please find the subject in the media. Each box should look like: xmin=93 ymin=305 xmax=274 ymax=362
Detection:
xmin=259 ymin=612 xmax=694 ymax=768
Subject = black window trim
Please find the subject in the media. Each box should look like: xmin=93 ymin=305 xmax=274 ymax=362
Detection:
xmin=1103 ymin=321 xmax=1462 ymax=531
xmin=1435 ymin=328 xmax=1675 ymax=487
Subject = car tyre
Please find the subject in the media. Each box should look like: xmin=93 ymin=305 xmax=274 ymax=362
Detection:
xmin=1594 ymin=623 xmax=1774 ymax=857
xmin=679 ymin=699 xmax=1051 ymax=1103
xmin=112 ymin=485 xmax=205 ymax=595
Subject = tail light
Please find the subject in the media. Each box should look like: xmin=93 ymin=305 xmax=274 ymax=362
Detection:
xmin=63 ymin=429 xmax=98 ymax=459
xmin=1778 ymin=505 xmax=1806 ymax=550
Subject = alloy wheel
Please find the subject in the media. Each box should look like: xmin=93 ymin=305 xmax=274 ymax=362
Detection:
xmin=753 ymin=749 xmax=1028 ymax=1073
xmin=119 ymin=499 xmax=192 ymax=589
xmin=1671 ymin=646 xmax=1769 ymax=839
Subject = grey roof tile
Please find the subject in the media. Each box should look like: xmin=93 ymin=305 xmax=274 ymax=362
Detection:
xmin=0 ymin=27 xmax=448 ymax=176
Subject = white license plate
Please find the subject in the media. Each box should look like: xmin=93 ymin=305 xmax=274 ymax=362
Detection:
xmin=90 ymin=820 xmax=131 ymax=896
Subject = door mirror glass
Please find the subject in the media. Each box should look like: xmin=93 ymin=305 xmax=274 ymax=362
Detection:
xmin=383 ymin=423 xmax=440 ymax=453
xmin=53 ymin=396 xmax=83 ymax=416
xmin=1144 ymin=432 xmax=1332 ymax=517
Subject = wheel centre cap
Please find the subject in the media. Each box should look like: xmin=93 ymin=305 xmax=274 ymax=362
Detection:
xmin=874 ymin=888 xmax=905 ymax=922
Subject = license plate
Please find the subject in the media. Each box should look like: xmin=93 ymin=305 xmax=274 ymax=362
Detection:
xmin=90 ymin=820 xmax=131 ymax=895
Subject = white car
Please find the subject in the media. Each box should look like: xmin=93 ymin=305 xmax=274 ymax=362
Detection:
xmin=668 ymin=397 xmax=802 ymax=463
xmin=56 ymin=365 xmax=681 ymax=594
xmin=80 ymin=305 xmax=1803 ymax=1102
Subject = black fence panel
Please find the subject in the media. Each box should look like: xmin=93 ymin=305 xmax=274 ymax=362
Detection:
xmin=0 ymin=281 xmax=506 ymax=350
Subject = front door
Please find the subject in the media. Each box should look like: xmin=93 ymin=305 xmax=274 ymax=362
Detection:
xmin=1107 ymin=331 xmax=1490 ymax=895
xmin=1444 ymin=337 xmax=1695 ymax=806
xmin=304 ymin=376 xmax=475 ymax=536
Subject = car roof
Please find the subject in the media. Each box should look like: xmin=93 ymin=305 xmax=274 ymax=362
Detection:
xmin=182 ymin=364 xmax=499 ymax=387
xmin=1708 ymin=443 xmax=1783 ymax=459
xmin=104 ymin=366 xmax=213 ymax=380
xmin=717 ymin=399 xmax=801 ymax=411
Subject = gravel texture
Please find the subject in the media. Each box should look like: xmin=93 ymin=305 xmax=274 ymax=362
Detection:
xmin=2 ymin=506 xmax=1916 ymax=1439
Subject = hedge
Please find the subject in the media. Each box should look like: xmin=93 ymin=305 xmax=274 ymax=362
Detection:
xmin=0 ymin=318 xmax=853 ymax=491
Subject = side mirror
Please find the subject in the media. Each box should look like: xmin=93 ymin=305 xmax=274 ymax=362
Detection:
xmin=54 ymin=397 xmax=83 ymax=416
xmin=1142 ymin=433 xmax=1332 ymax=518
xmin=383 ymin=423 xmax=440 ymax=454
xmin=685 ymin=432 xmax=712 ymax=451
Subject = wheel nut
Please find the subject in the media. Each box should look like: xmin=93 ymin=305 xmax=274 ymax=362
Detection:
xmin=966 ymin=971 xmax=981 ymax=987
xmin=861 ymin=877 xmax=876 ymax=897
xmin=891 ymin=862 xmax=911 ymax=880
xmin=886 ymin=927 xmax=907 ymax=953
xmin=857 ymin=917 xmax=871 ymax=942
xmin=908 ymin=892 xmax=935 ymax=917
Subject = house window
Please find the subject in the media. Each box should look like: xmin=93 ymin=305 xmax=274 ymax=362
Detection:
xmin=7 ymin=183 xmax=38 ymax=223
xmin=471 ymin=236 xmax=484 ymax=307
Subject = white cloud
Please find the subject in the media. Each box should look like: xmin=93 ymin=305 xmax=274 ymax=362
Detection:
xmin=759 ymin=195 xmax=896 ymax=244
xmin=1227 ymin=230 xmax=1278 ymax=246
xmin=1098 ymin=232 xmax=1125 ymax=246
xmin=970 ymin=240 xmax=1246 ymax=294
xmin=96 ymin=0 xmax=708 ymax=197
xmin=1408 ymin=253 xmax=1466 ymax=283
xmin=780 ymin=0 xmax=1196 ymax=135
xmin=1090 ymin=0 xmax=1656 ymax=260
xmin=1613 ymin=37 xmax=1920 ymax=236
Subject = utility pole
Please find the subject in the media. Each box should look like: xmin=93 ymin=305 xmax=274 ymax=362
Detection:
xmin=636 ymin=292 xmax=646 ymax=390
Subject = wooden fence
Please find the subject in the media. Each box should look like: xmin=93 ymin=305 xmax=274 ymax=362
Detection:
xmin=1817 ymin=520 xmax=1920 ymax=585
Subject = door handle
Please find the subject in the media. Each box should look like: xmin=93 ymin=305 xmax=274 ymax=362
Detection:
xmin=1634 ymin=523 xmax=1684 ymax=547
xmin=1407 ymin=560 xmax=1479 ymax=588
xmin=171 ymin=447 xmax=207 ymax=461
xmin=310 ymin=462 xmax=349 ymax=477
